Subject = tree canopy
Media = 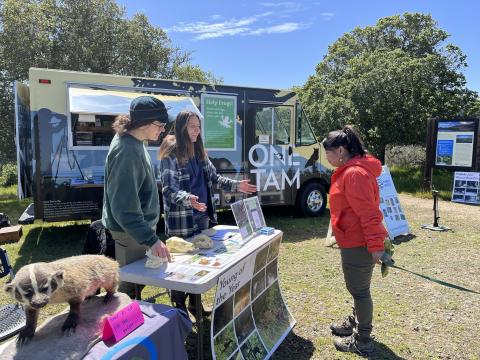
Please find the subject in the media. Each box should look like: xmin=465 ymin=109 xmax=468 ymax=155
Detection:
xmin=0 ymin=0 xmax=219 ymax=162
xmin=300 ymin=13 xmax=479 ymax=159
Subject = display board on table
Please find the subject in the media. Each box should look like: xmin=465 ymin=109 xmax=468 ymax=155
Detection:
xmin=377 ymin=166 xmax=410 ymax=239
xmin=231 ymin=196 xmax=267 ymax=245
xmin=451 ymin=171 xmax=480 ymax=205
xmin=211 ymin=235 xmax=295 ymax=360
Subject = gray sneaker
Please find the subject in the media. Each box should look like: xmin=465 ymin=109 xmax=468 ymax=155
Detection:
xmin=330 ymin=315 xmax=356 ymax=336
xmin=333 ymin=334 xmax=375 ymax=356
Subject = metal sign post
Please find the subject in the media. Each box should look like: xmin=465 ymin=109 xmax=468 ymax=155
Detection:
xmin=421 ymin=189 xmax=451 ymax=231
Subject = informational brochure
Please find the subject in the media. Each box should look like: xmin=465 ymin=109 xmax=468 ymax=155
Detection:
xmin=377 ymin=166 xmax=410 ymax=239
xmin=451 ymin=171 xmax=480 ymax=205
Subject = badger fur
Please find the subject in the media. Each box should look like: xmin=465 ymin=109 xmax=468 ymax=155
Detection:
xmin=4 ymin=255 xmax=119 ymax=345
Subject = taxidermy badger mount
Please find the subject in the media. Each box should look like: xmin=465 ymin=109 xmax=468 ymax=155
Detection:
xmin=4 ymin=255 xmax=119 ymax=345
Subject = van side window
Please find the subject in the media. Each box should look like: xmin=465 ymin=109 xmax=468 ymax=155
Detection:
xmin=296 ymin=105 xmax=317 ymax=146
xmin=254 ymin=105 xmax=292 ymax=145
xmin=68 ymin=86 xmax=184 ymax=148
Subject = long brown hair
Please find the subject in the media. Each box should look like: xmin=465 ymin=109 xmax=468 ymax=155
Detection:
xmin=157 ymin=111 xmax=207 ymax=163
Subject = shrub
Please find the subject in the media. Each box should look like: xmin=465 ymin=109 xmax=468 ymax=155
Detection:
xmin=385 ymin=145 xmax=426 ymax=168
xmin=0 ymin=162 xmax=17 ymax=187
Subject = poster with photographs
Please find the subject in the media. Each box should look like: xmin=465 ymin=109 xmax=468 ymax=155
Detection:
xmin=244 ymin=196 xmax=266 ymax=232
xmin=231 ymin=200 xmax=254 ymax=241
xmin=231 ymin=197 xmax=268 ymax=244
xmin=377 ymin=166 xmax=410 ymax=239
xmin=211 ymin=234 xmax=295 ymax=360
xmin=451 ymin=172 xmax=480 ymax=205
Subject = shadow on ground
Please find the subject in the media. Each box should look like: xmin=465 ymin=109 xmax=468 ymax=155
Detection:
xmin=368 ymin=340 xmax=407 ymax=360
xmin=272 ymin=330 xmax=315 ymax=359
xmin=14 ymin=223 xmax=88 ymax=271
xmin=392 ymin=233 xmax=416 ymax=245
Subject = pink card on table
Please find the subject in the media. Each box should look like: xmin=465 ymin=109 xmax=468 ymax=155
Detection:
xmin=102 ymin=301 xmax=144 ymax=343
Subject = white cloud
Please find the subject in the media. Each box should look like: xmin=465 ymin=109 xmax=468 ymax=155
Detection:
xmin=250 ymin=22 xmax=303 ymax=35
xmin=260 ymin=2 xmax=298 ymax=8
xmin=166 ymin=11 xmax=309 ymax=40
xmin=319 ymin=12 xmax=335 ymax=20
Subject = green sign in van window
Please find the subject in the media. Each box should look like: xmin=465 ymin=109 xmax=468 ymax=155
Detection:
xmin=201 ymin=94 xmax=237 ymax=150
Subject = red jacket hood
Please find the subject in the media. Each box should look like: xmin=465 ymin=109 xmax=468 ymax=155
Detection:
xmin=334 ymin=154 xmax=383 ymax=178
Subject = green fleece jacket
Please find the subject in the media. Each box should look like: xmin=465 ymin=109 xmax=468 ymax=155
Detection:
xmin=102 ymin=133 xmax=159 ymax=247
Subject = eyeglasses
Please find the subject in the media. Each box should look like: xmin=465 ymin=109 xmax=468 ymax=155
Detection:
xmin=151 ymin=121 xmax=165 ymax=129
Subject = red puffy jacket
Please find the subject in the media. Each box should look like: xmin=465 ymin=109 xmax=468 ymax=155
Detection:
xmin=329 ymin=155 xmax=387 ymax=252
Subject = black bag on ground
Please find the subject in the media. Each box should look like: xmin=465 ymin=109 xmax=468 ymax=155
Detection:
xmin=0 ymin=213 xmax=11 ymax=229
xmin=82 ymin=220 xmax=115 ymax=259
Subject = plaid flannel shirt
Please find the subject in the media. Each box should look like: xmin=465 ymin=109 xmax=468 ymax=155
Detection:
xmin=159 ymin=154 xmax=239 ymax=238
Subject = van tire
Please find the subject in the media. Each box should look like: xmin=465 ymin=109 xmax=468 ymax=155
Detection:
xmin=296 ymin=182 xmax=327 ymax=217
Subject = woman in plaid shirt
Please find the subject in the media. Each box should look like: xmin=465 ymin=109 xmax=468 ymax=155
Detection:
xmin=158 ymin=110 xmax=256 ymax=315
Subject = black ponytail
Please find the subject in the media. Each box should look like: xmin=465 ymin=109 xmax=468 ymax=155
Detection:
xmin=322 ymin=125 xmax=367 ymax=157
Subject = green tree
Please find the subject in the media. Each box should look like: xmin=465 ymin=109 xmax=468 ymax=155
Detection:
xmin=300 ymin=12 xmax=479 ymax=160
xmin=0 ymin=0 xmax=219 ymax=163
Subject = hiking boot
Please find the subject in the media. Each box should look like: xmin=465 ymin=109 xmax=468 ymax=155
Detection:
xmin=333 ymin=334 xmax=375 ymax=356
xmin=330 ymin=315 xmax=356 ymax=336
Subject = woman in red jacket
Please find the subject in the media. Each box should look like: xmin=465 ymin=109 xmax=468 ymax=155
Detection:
xmin=323 ymin=125 xmax=389 ymax=356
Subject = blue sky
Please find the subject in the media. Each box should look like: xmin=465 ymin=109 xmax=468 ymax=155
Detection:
xmin=118 ymin=0 xmax=479 ymax=93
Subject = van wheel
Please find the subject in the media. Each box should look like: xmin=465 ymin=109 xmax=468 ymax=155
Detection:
xmin=297 ymin=183 xmax=327 ymax=217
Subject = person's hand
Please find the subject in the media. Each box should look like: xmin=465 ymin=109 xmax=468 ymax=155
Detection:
xmin=238 ymin=180 xmax=257 ymax=194
xmin=190 ymin=194 xmax=207 ymax=212
xmin=371 ymin=251 xmax=384 ymax=264
xmin=151 ymin=240 xmax=172 ymax=262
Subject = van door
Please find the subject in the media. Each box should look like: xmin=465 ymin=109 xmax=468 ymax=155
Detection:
xmin=247 ymin=102 xmax=295 ymax=205
xmin=14 ymin=81 xmax=32 ymax=199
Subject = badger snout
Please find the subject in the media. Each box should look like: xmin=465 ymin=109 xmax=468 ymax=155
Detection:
xmin=30 ymin=296 xmax=49 ymax=309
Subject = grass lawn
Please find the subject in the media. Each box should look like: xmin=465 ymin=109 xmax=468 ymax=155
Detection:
xmin=390 ymin=166 xmax=454 ymax=200
xmin=1 ymin=186 xmax=479 ymax=359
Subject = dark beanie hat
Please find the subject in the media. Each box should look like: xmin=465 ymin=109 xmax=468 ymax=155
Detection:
xmin=129 ymin=96 xmax=169 ymax=129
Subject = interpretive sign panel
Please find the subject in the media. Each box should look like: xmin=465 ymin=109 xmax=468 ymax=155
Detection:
xmin=377 ymin=166 xmax=410 ymax=239
xmin=211 ymin=235 xmax=295 ymax=360
xmin=435 ymin=120 xmax=478 ymax=168
xmin=451 ymin=171 xmax=480 ymax=205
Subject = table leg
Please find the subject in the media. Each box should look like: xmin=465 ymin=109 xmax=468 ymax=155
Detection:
xmin=194 ymin=293 xmax=204 ymax=360
xmin=134 ymin=284 xmax=142 ymax=300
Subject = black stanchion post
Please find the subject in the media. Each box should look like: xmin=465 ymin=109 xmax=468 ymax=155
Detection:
xmin=421 ymin=188 xmax=451 ymax=232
